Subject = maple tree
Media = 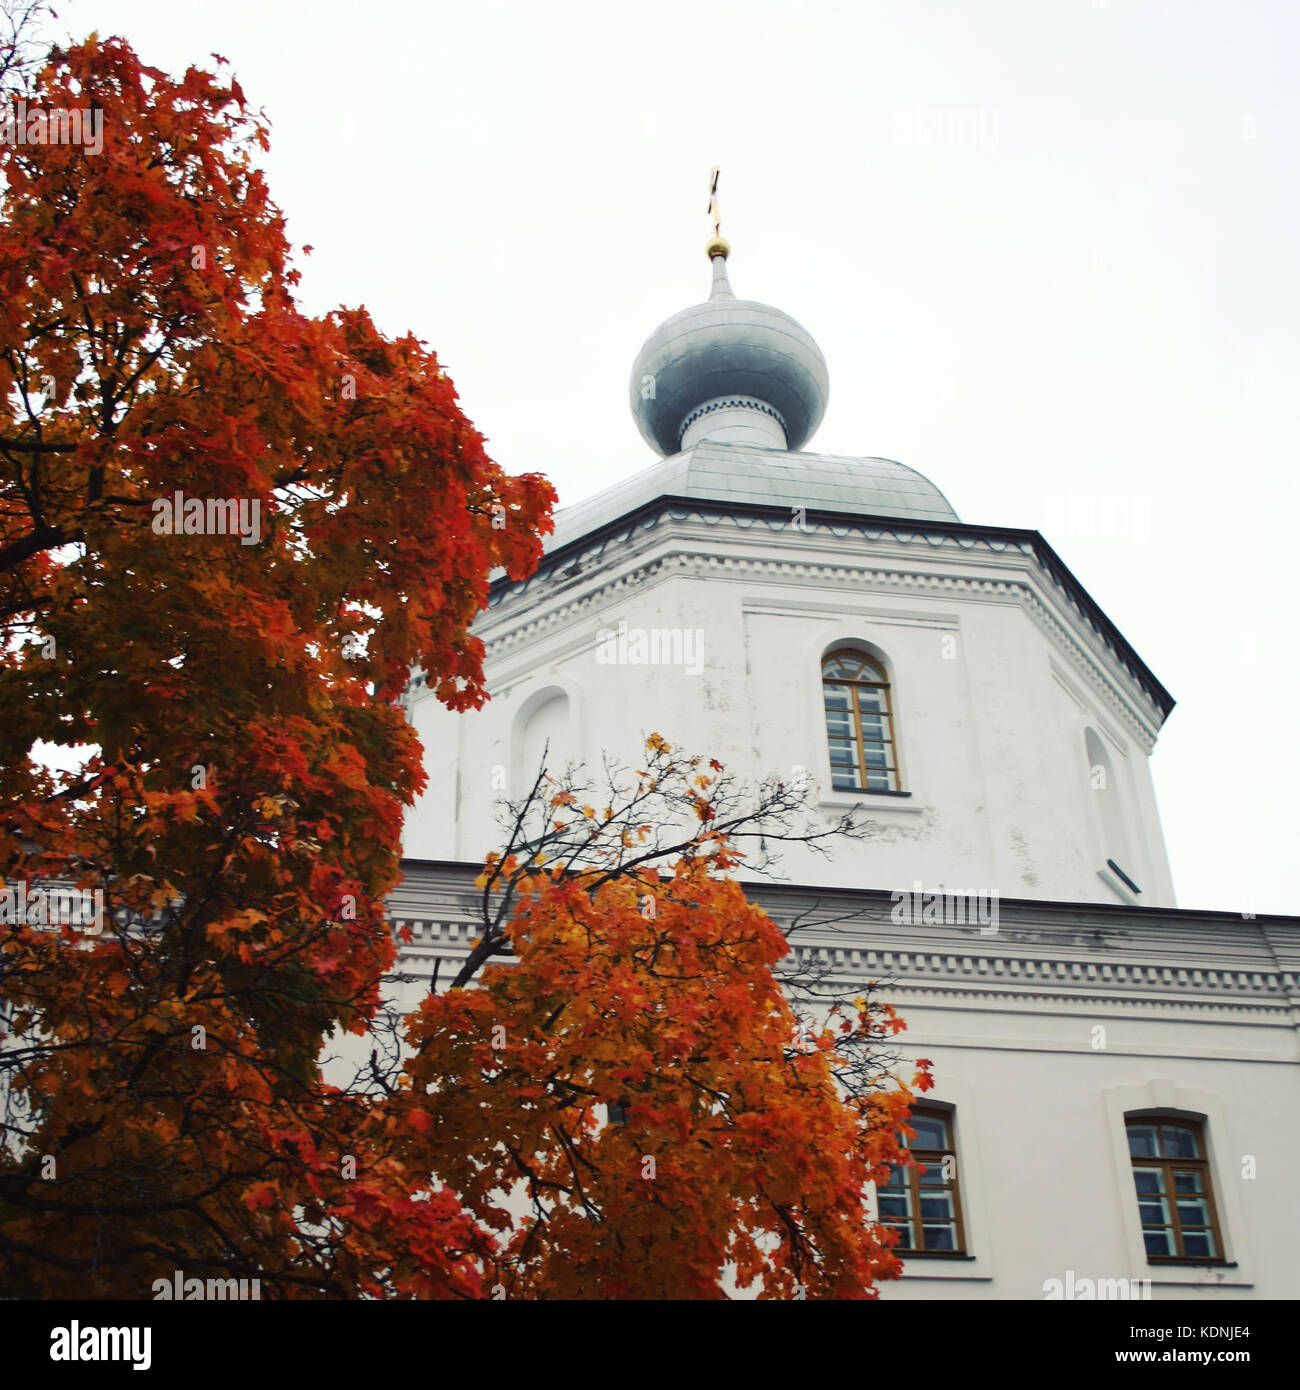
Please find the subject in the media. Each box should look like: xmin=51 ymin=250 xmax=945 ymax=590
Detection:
xmin=392 ymin=736 xmax=933 ymax=1299
xmin=0 ymin=30 xmax=552 ymax=1296
xmin=0 ymin=23 xmax=927 ymax=1302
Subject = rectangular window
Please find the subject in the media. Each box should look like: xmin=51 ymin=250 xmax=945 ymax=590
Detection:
xmin=879 ymin=1107 xmax=966 ymax=1256
xmin=1125 ymin=1117 xmax=1225 ymax=1263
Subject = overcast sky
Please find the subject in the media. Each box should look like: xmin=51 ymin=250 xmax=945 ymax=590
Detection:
xmin=71 ymin=0 xmax=1298 ymax=914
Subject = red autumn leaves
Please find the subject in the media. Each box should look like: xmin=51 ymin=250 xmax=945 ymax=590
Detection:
xmin=0 ymin=34 xmax=925 ymax=1299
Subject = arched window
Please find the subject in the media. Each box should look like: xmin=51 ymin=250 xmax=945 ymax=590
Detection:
xmin=1125 ymin=1115 xmax=1224 ymax=1263
xmin=822 ymin=649 xmax=899 ymax=792
xmin=879 ymin=1106 xmax=967 ymax=1255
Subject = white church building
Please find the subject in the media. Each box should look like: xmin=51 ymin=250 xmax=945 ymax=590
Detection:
xmin=389 ymin=233 xmax=1300 ymax=1300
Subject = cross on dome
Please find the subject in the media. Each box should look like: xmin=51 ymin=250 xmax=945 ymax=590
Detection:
xmin=629 ymin=174 xmax=829 ymax=455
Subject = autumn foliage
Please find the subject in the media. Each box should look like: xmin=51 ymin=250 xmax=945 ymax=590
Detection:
xmin=0 ymin=30 xmax=927 ymax=1300
xmin=379 ymin=736 xmax=929 ymax=1299
xmin=0 ymin=32 xmax=550 ymax=1296
xmin=401 ymin=849 xmax=926 ymax=1299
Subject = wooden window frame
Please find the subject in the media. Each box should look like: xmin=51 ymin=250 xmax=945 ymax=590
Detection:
xmin=1125 ymin=1115 xmax=1227 ymax=1265
xmin=882 ymin=1106 xmax=967 ymax=1258
xmin=821 ymin=649 xmax=902 ymax=793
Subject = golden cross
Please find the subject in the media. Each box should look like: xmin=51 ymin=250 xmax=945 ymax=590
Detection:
xmin=707 ymin=166 xmax=721 ymax=240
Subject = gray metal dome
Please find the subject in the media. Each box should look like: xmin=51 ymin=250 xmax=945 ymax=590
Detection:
xmin=545 ymin=440 xmax=960 ymax=554
xmin=629 ymin=253 xmax=829 ymax=455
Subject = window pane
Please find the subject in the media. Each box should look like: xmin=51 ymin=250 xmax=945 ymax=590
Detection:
xmin=1143 ymin=1230 xmax=1174 ymax=1257
xmin=1133 ymin=1168 xmax=1163 ymax=1195
xmin=885 ymin=1165 xmax=908 ymax=1188
xmin=1182 ymin=1231 xmax=1217 ymax=1259
xmin=1161 ymin=1125 xmax=1200 ymax=1159
xmin=826 ymin=653 xmax=873 ymax=679
xmin=857 ymin=689 xmax=886 ymax=713
xmin=920 ymin=1194 xmax=953 ymax=1220
xmin=1174 ymin=1172 xmax=1202 ymax=1195
xmin=1127 ymin=1124 xmax=1159 ymax=1158
xmin=910 ymin=1115 xmax=948 ymax=1148
xmin=919 ymin=1164 xmax=949 ymax=1187
xmin=878 ymin=1195 xmax=911 ymax=1221
xmin=1177 ymin=1200 xmax=1211 ymax=1227
xmin=1138 ymin=1199 xmax=1169 ymax=1226
xmin=824 ymin=653 xmax=886 ymax=680
xmin=922 ymin=1225 xmax=956 ymax=1251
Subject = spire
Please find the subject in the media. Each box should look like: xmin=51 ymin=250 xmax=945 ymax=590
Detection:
xmin=705 ymin=164 xmax=733 ymax=299
xmin=709 ymin=248 xmax=734 ymax=301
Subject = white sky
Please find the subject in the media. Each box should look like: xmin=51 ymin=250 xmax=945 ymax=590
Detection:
xmin=69 ymin=0 xmax=1298 ymax=914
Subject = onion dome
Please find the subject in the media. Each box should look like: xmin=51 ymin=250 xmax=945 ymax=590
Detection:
xmin=629 ymin=241 xmax=829 ymax=456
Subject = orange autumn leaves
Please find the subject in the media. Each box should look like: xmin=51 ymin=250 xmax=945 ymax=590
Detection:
xmin=394 ymin=832 xmax=932 ymax=1300
xmin=0 ymin=33 xmax=926 ymax=1300
xmin=0 ymin=34 xmax=548 ymax=1297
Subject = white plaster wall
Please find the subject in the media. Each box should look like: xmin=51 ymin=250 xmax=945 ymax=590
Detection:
xmin=379 ymin=862 xmax=1300 ymax=1300
xmin=404 ymin=525 xmax=1177 ymax=909
xmin=876 ymin=1013 xmax=1300 ymax=1299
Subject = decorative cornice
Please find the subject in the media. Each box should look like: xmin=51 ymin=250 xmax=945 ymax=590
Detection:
xmin=783 ymin=941 xmax=1300 ymax=998
xmin=465 ymin=532 xmax=1164 ymax=745
xmin=386 ymin=862 xmax=1300 ymax=1020
xmin=385 ymin=919 xmax=1300 ymax=1024
xmin=484 ymin=499 xmax=1172 ymax=724
xmin=388 ymin=915 xmax=1299 ymax=992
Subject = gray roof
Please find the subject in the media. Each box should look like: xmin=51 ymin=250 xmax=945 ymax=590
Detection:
xmin=546 ymin=440 xmax=960 ymax=553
